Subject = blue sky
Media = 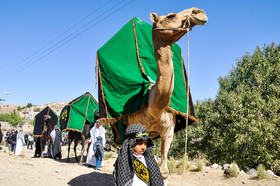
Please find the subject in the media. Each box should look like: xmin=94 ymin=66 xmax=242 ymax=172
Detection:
xmin=0 ymin=0 xmax=279 ymax=106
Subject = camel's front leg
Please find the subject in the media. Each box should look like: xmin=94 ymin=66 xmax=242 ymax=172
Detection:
xmin=67 ymin=139 xmax=72 ymax=161
xmin=40 ymin=141 xmax=44 ymax=158
xmin=160 ymin=124 xmax=174 ymax=186
xmin=74 ymin=141 xmax=78 ymax=162
xmin=47 ymin=140 xmax=51 ymax=158
xmin=79 ymin=137 xmax=85 ymax=166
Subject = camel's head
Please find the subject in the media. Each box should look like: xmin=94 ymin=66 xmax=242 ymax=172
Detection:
xmin=44 ymin=114 xmax=51 ymax=122
xmin=150 ymin=7 xmax=207 ymax=43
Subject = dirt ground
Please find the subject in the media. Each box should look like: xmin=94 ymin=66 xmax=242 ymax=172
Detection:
xmin=0 ymin=145 xmax=279 ymax=186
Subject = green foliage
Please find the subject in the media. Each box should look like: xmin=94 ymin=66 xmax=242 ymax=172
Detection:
xmin=257 ymin=164 xmax=267 ymax=179
xmin=167 ymin=157 xmax=177 ymax=173
xmin=0 ymin=110 xmax=24 ymax=127
xmin=33 ymin=108 xmax=41 ymax=112
xmin=224 ymin=163 xmax=239 ymax=178
xmin=104 ymin=123 xmax=115 ymax=150
xmin=26 ymin=103 xmax=33 ymax=108
xmin=195 ymin=159 xmax=204 ymax=172
xmin=176 ymin=156 xmax=191 ymax=173
xmin=16 ymin=103 xmax=33 ymax=111
xmin=195 ymin=43 xmax=280 ymax=171
xmin=104 ymin=152 xmax=114 ymax=160
xmin=151 ymin=43 xmax=279 ymax=174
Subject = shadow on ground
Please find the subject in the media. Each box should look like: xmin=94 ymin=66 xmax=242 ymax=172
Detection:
xmin=68 ymin=171 xmax=115 ymax=186
xmin=52 ymin=155 xmax=88 ymax=164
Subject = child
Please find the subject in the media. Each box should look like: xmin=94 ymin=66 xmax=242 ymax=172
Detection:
xmin=93 ymin=136 xmax=104 ymax=170
xmin=114 ymin=124 xmax=163 ymax=186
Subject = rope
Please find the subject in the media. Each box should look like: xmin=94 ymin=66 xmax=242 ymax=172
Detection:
xmin=151 ymin=8 xmax=194 ymax=184
xmin=46 ymin=107 xmax=53 ymax=132
xmin=182 ymin=9 xmax=192 ymax=185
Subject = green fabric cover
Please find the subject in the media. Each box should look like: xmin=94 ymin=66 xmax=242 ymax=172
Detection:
xmin=64 ymin=92 xmax=99 ymax=132
xmin=98 ymin=17 xmax=188 ymax=118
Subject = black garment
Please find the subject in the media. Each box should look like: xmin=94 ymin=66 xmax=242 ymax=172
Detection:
xmin=52 ymin=130 xmax=62 ymax=159
xmin=93 ymin=136 xmax=104 ymax=158
xmin=11 ymin=133 xmax=17 ymax=142
xmin=7 ymin=134 xmax=12 ymax=144
xmin=34 ymin=137 xmax=41 ymax=157
xmin=0 ymin=128 xmax=2 ymax=144
xmin=114 ymin=124 xmax=164 ymax=186
xmin=95 ymin=145 xmax=102 ymax=157
xmin=24 ymin=134 xmax=28 ymax=145
xmin=11 ymin=133 xmax=17 ymax=152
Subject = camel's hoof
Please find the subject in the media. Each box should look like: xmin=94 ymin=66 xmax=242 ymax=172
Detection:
xmin=78 ymin=162 xmax=83 ymax=166
xmin=160 ymin=168 xmax=169 ymax=179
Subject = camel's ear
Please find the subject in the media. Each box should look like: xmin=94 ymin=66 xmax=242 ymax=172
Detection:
xmin=150 ymin=13 xmax=159 ymax=24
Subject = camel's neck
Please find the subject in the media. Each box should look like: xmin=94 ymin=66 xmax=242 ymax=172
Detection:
xmin=148 ymin=39 xmax=174 ymax=117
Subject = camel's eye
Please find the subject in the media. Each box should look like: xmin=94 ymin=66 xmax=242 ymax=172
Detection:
xmin=192 ymin=10 xmax=201 ymax=15
xmin=167 ymin=14 xmax=176 ymax=19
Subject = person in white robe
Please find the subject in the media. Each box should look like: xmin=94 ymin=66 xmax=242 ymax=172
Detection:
xmin=86 ymin=120 xmax=106 ymax=167
xmin=15 ymin=130 xmax=25 ymax=156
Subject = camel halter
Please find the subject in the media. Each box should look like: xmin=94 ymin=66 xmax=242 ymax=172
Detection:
xmin=152 ymin=8 xmax=193 ymax=32
xmin=152 ymin=10 xmax=192 ymax=185
xmin=182 ymin=11 xmax=192 ymax=186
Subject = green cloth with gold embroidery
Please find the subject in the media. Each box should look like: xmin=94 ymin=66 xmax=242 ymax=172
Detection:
xmin=59 ymin=92 xmax=99 ymax=132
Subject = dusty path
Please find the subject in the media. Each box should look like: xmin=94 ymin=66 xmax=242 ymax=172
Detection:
xmin=0 ymin=145 xmax=279 ymax=186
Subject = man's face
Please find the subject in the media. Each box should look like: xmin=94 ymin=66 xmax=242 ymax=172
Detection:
xmin=96 ymin=122 xmax=100 ymax=128
xmin=134 ymin=139 xmax=148 ymax=156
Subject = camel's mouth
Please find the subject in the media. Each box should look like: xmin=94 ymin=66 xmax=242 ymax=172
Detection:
xmin=191 ymin=16 xmax=207 ymax=25
xmin=180 ymin=15 xmax=207 ymax=30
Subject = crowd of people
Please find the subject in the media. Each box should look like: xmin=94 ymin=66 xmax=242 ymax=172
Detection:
xmin=2 ymin=128 xmax=34 ymax=155
xmin=0 ymin=121 xmax=164 ymax=185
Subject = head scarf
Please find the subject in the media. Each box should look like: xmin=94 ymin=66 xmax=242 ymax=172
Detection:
xmin=113 ymin=124 xmax=163 ymax=186
xmin=18 ymin=130 xmax=24 ymax=139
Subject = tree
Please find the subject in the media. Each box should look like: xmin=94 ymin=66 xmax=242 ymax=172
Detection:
xmin=26 ymin=103 xmax=33 ymax=108
xmin=199 ymin=43 xmax=280 ymax=172
xmin=8 ymin=110 xmax=25 ymax=127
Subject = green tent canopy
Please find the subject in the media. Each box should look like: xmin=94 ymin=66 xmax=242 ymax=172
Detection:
xmin=97 ymin=17 xmax=197 ymax=144
xmin=59 ymin=92 xmax=99 ymax=132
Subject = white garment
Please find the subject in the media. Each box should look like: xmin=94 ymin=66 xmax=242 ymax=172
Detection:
xmin=28 ymin=135 xmax=34 ymax=142
xmin=50 ymin=129 xmax=63 ymax=142
xmin=86 ymin=123 xmax=106 ymax=166
xmin=15 ymin=132 xmax=25 ymax=156
xmin=132 ymin=154 xmax=148 ymax=186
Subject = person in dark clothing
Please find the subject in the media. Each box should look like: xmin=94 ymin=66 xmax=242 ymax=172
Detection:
xmin=7 ymin=132 xmax=13 ymax=152
xmin=50 ymin=125 xmax=63 ymax=160
xmin=34 ymin=137 xmax=41 ymax=157
xmin=24 ymin=133 xmax=28 ymax=146
xmin=11 ymin=131 xmax=17 ymax=153
xmin=5 ymin=131 xmax=10 ymax=147
xmin=0 ymin=123 xmax=2 ymax=150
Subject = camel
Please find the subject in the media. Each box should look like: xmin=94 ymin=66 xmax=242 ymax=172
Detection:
xmin=66 ymin=110 xmax=99 ymax=165
xmin=66 ymin=122 xmax=93 ymax=165
xmin=123 ymin=7 xmax=207 ymax=185
xmin=36 ymin=115 xmax=51 ymax=158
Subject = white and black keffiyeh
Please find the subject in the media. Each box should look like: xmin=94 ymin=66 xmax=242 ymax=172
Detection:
xmin=113 ymin=124 xmax=164 ymax=186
